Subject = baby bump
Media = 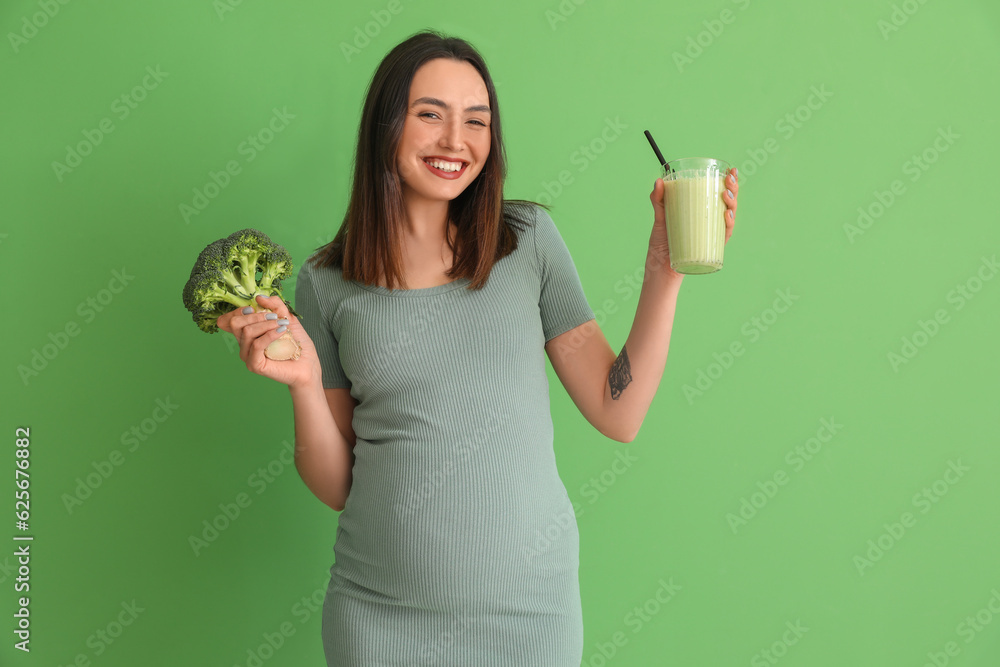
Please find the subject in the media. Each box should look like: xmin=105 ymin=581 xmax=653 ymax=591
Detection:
xmin=332 ymin=462 xmax=579 ymax=608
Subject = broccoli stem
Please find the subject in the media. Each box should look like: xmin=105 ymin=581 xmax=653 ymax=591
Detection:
xmin=236 ymin=251 xmax=261 ymax=298
xmin=218 ymin=291 xmax=254 ymax=309
xmin=219 ymin=269 xmax=251 ymax=299
xmin=264 ymin=331 xmax=302 ymax=361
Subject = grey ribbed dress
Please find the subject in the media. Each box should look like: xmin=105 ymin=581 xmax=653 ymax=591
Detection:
xmin=294 ymin=204 xmax=596 ymax=666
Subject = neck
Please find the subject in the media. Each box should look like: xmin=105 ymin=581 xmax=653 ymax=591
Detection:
xmin=401 ymin=193 xmax=452 ymax=249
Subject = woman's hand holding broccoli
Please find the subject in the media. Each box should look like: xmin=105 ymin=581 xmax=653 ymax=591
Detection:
xmin=181 ymin=228 xmax=324 ymax=389
xmin=217 ymin=294 xmax=322 ymax=389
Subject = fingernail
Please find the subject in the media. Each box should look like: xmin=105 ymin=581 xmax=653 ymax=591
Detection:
xmin=726 ymin=188 xmax=734 ymax=198
xmin=276 ymin=325 xmax=287 ymax=334
xmin=265 ymin=313 xmax=278 ymax=320
xmin=728 ymin=174 xmax=736 ymax=185
xmin=277 ymin=319 xmax=289 ymax=325
xmin=242 ymin=306 xmax=253 ymax=315
xmin=733 ymin=168 xmax=738 ymax=178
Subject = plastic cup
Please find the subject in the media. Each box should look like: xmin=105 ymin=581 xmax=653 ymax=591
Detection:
xmin=661 ymin=157 xmax=730 ymax=274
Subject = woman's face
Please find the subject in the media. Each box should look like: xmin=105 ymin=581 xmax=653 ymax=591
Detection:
xmin=396 ymin=58 xmax=492 ymax=206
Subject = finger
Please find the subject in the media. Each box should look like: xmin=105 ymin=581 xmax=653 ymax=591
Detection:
xmin=723 ymin=184 xmax=738 ymax=214
xmin=649 ymin=178 xmax=664 ymax=207
xmin=255 ymin=294 xmax=289 ymax=319
xmin=726 ymin=168 xmax=739 ymax=197
xmin=238 ymin=315 xmax=287 ymax=362
xmin=725 ymin=168 xmax=738 ymax=232
xmin=650 ymin=179 xmax=665 ymax=226
xmin=218 ymin=305 xmax=262 ymax=335
xmin=275 ymin=306 xmax=310 ymax=353
xmin=240 ymin=317 xmax=286 ymax=343
xmin=280 ymin=309 xmax=305 ymax=337
xmin=246 ymin=323 xmax=292 ymax=373
xmin=226 ymin=305 xmax=276 ymax=339
xmin=217 ymin=309 xmax=237 ymax=334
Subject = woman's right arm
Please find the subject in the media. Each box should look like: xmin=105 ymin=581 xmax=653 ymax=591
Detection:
xmin=218 ymin=293 xmax=353 ymax=512
xmin=288 ymin=381 xmax=354 ymax=512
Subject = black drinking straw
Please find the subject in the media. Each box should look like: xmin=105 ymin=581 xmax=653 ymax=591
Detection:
xmin=644 ymin=130 xmax=671 ymax=174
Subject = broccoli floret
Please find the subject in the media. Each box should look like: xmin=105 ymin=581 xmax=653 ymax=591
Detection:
xmin=231 ymin=228 xmax=293 ymax=293
xmin=182 ymin=228 xmax=302 ymax=360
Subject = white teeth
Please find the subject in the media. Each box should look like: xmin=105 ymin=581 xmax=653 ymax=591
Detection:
xmin=425 ymin=159 xmax=463 ymax=172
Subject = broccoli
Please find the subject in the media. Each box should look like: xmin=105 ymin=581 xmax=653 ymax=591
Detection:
xmin=182 ymin=228 xmax=302 ymax=361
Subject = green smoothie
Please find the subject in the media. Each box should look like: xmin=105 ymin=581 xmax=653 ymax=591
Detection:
xmin=662 ymin=164 xmax=728 ymax=274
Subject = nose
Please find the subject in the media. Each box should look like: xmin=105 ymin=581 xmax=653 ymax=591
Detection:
xmin=438 ymin=117 xmax=464 ymax=152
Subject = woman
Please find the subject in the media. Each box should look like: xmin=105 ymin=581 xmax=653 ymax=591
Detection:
xmin=220 ymin=30 xmax=738 ymax=666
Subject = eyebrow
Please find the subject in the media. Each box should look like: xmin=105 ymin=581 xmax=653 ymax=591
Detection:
xmin=411 ymin=96 xmax=492 ymax=114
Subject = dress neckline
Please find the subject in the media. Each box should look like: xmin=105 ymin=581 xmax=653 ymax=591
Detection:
xmin=350 ymin=276 xmax=471 ymax=298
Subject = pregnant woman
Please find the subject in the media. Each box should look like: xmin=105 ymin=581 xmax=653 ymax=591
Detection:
xmin=219 ymin=30 xmax=738 ymax=666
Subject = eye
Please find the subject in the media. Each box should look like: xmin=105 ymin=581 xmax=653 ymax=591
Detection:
xmin=467 ymin=119 xmax=488 ymax=127
xmin=417 ymin=111 xmax=440 ymax=120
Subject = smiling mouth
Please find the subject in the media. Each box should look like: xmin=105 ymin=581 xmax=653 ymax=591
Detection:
xmin=422 ymin=157 xmax=468 ymax=179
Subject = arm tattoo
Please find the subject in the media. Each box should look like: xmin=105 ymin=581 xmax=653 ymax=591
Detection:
xmin=609 ymin=345 xmax=633 ymax=400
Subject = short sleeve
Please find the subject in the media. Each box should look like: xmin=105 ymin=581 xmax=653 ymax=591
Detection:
xmin=294 ymin=262 xmax=351 ymax=389
xmin=531 ymin=205 xmax=596 ymax=342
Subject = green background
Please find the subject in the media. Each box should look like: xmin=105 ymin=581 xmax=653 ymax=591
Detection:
xmin=3 ymin=0 xmax=999 ymax=665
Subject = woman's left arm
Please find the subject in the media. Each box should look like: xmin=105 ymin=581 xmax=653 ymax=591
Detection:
xmin=545 ymin=168 xmax=738 ymax=442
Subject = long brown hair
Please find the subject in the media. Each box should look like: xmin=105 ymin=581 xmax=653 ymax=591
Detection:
xmin=309 ymin=30 xmax=541 ymax=290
